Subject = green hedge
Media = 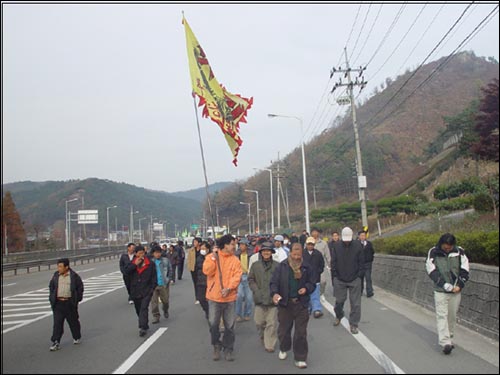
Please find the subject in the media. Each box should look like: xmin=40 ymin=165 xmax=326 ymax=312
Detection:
xmin=372 ymin=230 xmax=499 ymax=266
xmin=434 ymin=177 xmax=483 ymax=200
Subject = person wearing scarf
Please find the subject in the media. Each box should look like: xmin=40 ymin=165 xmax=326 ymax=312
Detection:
xmin=270 ymin=243 xmax=315 ymax=369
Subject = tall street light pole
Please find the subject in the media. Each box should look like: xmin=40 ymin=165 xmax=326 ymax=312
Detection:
xmin=239 ymin=202 xmax=251 ymax=234
xmin=107 ymin=205 xmax=117 ymax=248
xmin=65 ymin=198 xmax=78 ymax=250
xmin=245 ymin=189 xmax=260 ymax=234
xmin=268 ymin=113 xmax=310 ymax=233
xmin=254 ymin=168 xmax=274 ymax=234
xmin=129 ymin=207 xmax=139 ymax=243
xmin=139 ymin=217 xmax=147 ymax=243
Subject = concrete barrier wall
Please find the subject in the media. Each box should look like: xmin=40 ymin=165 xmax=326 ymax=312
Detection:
xmin=372 ymin=254 xmax=499 ymax=340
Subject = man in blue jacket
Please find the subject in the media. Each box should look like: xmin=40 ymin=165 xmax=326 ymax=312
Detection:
xmin=270 ymin=243 xmax=315 ymax=369
xmin=151 ymin=245 xmax=172 ymax=324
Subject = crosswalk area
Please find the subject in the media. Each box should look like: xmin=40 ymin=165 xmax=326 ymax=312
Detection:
xmin=2 ymin=271 xmax=125 ymax=334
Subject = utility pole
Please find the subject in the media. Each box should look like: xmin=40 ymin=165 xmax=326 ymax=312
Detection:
xmin=330 ymin=47 xmax=369 ymax=228
xmin=276 ymin=152 xmax=281 ymax=230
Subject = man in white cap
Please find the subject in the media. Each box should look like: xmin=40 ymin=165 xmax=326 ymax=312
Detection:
xmin=330 ymin=227 xmax=365 ymax=334
xmin=273 ymin=235 xmax=289 ymax=263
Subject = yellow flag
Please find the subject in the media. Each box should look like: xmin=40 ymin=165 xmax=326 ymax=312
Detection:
xmin=183 ymin=16 xmax=253 ymax=166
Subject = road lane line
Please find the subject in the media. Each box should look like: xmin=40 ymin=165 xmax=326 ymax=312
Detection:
xmin=78 ymin=268 xmax=96 ymax=273
xmin=2 ymin=283 xmax=16 ymax=287
xmin=112 ymin=328 xmax=168 ymax=374
xmin=321 ymin=296 xmax=405 ymax=374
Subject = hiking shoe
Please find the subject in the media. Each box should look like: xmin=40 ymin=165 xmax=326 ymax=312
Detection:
xmin=225 ymin=351 xmax=234 ymax=362
xmin=443 ymin=344 xmax=453 ymax=355
xmin=350 ymin=325 xmax=359 ymax=334
xmin=152 ymin=318 xmax=160 ymax=324
xmin=265 ymin=348 xmax=275 ymax=353
xmin=313 ymin=311 xmax=323 ymax=318
xmin=139 ymin=329 xmax=147 ymax=337
xmin=295 ymin=361 xmax=307 ymax=369
xmin=278 ymin=351 xmax=287 ymax=360
xmin=213 ymin=345 xmax=221 ymax=361
xmin=244 ymin=316 xmax=251 ymax=321
xmin=333 ymin=318 xmax=341 ymax=326
xmin=49 ymin=342 xmax=60 ymax=351
xmin=73 ymin=339 xmax=81 ymax=345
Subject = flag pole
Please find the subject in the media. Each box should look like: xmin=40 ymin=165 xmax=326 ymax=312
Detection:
xmin=191 ymin=95 xmax=224 ymax=290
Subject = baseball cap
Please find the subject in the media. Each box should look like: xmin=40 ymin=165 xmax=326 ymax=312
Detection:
xmin=341 ymin=227 xmax=353 ymax=242
xmin=274 ymin=235 xmax=284 ymax=242
xmin=306 ymin=237 xmax=316 ymax=244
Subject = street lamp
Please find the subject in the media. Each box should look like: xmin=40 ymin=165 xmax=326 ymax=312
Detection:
xmin=129 ymin=207 xmax=139 ymax=243
xmin=254 ymin=167 xmax=274 ymax=234
xmin=245 ymin=189 xmax=260 ymax=234
xmin=259 ymin=208 xmax=268 ymax=234
xmin=239 ymin=202 xmax=251 ymax=235
xmin=138 ymin=217 xmax=147 ymax=243
xmin=65 ymin=198 xmax=78 ymax=250
xmin=106 ymin=205 xmax=117 ymax=248
xmin=268 ymin=113 xmax=310 ymax=233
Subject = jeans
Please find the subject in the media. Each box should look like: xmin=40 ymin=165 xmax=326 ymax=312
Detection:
xmin=309 ymin=283 xmax=322 ymax=313
xmin=334 ymin=277 xmax=362 ymax=327
xmin=361 ymin=262 xmax=374 ymax=296
xmin=51 ymin=301 xmax=81 ymax=343
xmin=208 ymin=300 xmax=236 ymax=352
xmin=236 ymin=274 xmax=254 ymax=318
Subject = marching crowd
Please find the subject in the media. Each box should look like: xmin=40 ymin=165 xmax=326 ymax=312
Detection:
xmin=47 ymin=228 xmax=469 ymax=369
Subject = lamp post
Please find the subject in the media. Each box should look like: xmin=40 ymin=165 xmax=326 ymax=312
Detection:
xmin=245 ymin=189 xmax=260 ymax=234
xmin=239 ymin=202 xmax=251 ymax=234
xmin=254 ymin=168 xmax=274 ymax=234
xmin=138 ymin=217 xmax=147 ymax=243
xmin=106 ymin=205 xmax=117 ymax=248
xmin=259 ymin=208 xmax=268 ymax=234
xmin=65 ymin=198 xmax=78 ymax=250
xmin=268 ymin=113 xmax=310 ymax=233
xmin=129 ymin=207 xmax=139 ymax=243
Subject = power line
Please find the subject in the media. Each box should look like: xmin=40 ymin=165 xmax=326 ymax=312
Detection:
xmin=345 ymin=3 xmax=363 ymax=52
xmin=349 ymin=3 xmax=373 ymax=63
xmin=352 ymin=3 xmax=384 ymax=67
xmin=365 ymin=3 xmax=408 ymax=67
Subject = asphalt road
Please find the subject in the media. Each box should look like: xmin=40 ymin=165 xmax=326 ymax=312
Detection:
xmin=2 ymin=258 xmax=498 ymax=374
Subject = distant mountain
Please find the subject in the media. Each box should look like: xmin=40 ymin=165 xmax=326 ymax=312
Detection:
xmin=2 ymin=178 xmax=202 ymax=233
xmin=212 ymin=52 xmax=499 ymax=231
xmin=171 ymin=182 xmax=233 ymax=202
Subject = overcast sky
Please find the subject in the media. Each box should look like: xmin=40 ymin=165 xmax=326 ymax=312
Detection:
xmin=3 ymin=2 xmax=499 ymax=192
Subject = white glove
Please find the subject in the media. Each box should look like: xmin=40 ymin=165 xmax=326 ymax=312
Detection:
xmin=443 ymin=283 xmax=454 ymax=292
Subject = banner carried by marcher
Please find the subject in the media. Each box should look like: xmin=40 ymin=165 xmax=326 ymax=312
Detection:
xmin=183 ymin=16 xmax=253 ymax=166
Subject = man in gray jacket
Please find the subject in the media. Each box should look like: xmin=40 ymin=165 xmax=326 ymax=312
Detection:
xmin=248 ymin=241 xmax=279 ymax=353
xmin=331 ymin=227 xmax=364 ymax=334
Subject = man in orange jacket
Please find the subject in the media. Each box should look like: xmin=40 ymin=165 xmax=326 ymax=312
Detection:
xmin=203 ymin=234 xmax=243 ymax=362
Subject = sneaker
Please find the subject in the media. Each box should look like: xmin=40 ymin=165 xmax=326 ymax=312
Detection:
xmin=350 ymin=325 xmax=359 ymax=334
xmin=128 ymin=300 xmax=134 ymax=305
xmin=333 ymin=318 xmax=341 ymax=326
xmin=152 ymin=318 xmax=160 ymax=324
xmin=224 ymin=351 xmax=234 ymax=362
xmin=278 ymin=351 xmax=287 ymax=360
xmin=295 ymin=361 xmax=307 ymax=369
xmin=73 ymin=339 xmax=81 ymax=345
xmin=49 ymin=342 xmax=60 ymax=351
xmin=443 ymin=344 xmax=453 ymax=355
xmin=313 ymin=311 xmax=323 ymax=318
xmin=139 ymin=329 xmax=147 ymax=337
xmin=244 ymin=316 xmax=251 ymax=321
xmin=195 ymin=300 xmax=200 ymax=305
xmin=236 ymin=316 xmax=244 ymax=323
xmin=213 ymin=345 xmax=221 ymax=361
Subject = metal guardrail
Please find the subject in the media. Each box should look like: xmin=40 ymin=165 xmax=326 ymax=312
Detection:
xmin=2 ymin=246 xmax=124 ymax=264
xmin=2 ymin=247 xmax=125 ymax=276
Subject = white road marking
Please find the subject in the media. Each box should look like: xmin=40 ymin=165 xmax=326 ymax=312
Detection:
xmin=2 ymin=271 xmax=125 ymax=334
xmin=112 ymin=328 xmax=168 ymax=374
xmin=2 ymin=283 xmax=16 ymax=287
xmin=321 ymin=296 xmax=405 ymax=374
xmin=77 ymin=268 xmax=96 ymax=273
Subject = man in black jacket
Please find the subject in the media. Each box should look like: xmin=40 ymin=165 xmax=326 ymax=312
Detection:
xmin=124 ymin=245 xmax=157 ymax=337
xmin=331 ymin=227 xmax=365 ymax=334
xmin=48 ymin=258 xmax=84 ymax=351
xmin=302 ymin=237 xmax=325 ymax=318
xmin=358 ymin=230 xmax=375 ymax=298
xmin=270 ymin=243 xmax=316 ymax=369
xmin=119 ymin=243 xmax=136 ymax=304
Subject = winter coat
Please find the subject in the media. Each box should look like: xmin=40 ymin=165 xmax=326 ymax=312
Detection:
xmin=203 ymin=251 xmax=243 ymax=303
xmin=248 ymin=259 xmax=279 ymax=306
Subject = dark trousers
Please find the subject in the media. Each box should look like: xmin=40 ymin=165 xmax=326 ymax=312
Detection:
xmin=171 ymin=265 xmax=176 ymax=282
xmin=277 ymin=301 xmax=309 ymax=361
xmin=196 ymin=285 xmax=209 ymax=319
xmin=123 ymin=275 xmax=132 ymax=300
xmin=191 ymin=271 xmax=198 ymax=296
xmin=361 ymin=262 xmax=374 ymax=296
xmin=133 ymin=293 xmax=153 ymax=330
xmin=177 ymin=260 xmax=185 ymax=280
xmin=51 ymin=301 xmax=81 ymax=343
xmin=208 ymin=300 xmax=236 ymax=352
